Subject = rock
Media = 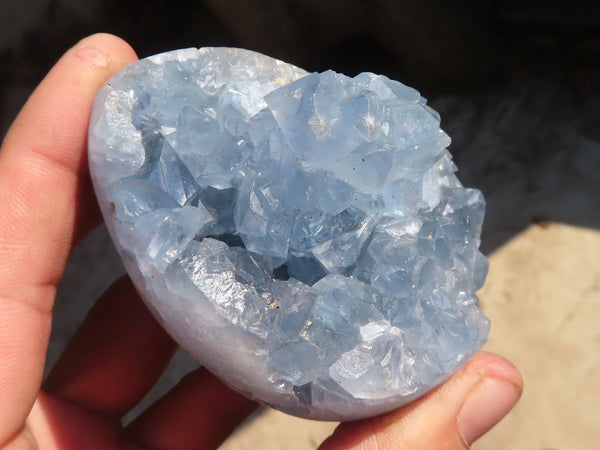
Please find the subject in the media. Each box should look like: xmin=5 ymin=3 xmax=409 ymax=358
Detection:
xmin=89 ymin=47 xmax=489 ymax=420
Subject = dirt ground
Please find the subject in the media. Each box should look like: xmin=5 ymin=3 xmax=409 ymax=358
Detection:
xmin=219 ymin=222 xmax=600 ymax=449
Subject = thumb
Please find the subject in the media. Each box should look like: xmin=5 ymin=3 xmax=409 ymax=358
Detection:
xmin=319 ymin=352 xmax=523 ymax=450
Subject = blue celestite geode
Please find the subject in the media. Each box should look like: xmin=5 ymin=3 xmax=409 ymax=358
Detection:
xmin=88 ymin=47 xmax=490 ymax=420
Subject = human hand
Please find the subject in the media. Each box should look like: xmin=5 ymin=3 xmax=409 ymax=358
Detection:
xmin=0 ymin=33 xmax=522 ymax=449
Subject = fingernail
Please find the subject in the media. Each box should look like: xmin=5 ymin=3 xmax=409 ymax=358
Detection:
xmin=457 ymin=378 xmax=521 ymax=446
xmin=75 ymin=45 xmax=109 ymax=68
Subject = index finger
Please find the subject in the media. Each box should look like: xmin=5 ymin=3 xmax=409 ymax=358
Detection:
xmin=0 ymin=33 xmax=136 ymax=446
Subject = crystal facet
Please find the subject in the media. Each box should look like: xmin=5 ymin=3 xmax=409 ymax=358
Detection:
xmin=89 ymin=47 xmax=490 ymax=420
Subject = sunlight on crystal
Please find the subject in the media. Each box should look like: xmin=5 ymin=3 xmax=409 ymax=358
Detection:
xmin=89 ymin=47 xmax=489 ymax=420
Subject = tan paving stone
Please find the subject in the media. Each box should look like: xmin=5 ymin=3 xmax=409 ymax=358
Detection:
xmin=476 ymin=223 xmax=600 ymax=449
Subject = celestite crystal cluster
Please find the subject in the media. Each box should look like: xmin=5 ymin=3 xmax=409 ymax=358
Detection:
xmin=89 ymin=48 xmax=490 ymax=420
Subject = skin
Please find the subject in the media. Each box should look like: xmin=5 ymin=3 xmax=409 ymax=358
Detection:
xmin=0 ymin=33 xmax=523 ymax=450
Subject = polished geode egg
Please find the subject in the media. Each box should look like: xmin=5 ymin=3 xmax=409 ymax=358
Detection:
xmin=88 ymin=47 xmax=490 ymax=421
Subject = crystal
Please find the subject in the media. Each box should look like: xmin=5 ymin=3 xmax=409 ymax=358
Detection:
xmin=88 ymin=47 xmax=490 ymax=420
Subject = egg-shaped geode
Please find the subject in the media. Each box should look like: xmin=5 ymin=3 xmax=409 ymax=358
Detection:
xmin=88 ymin=47 xmax=490 ymax=421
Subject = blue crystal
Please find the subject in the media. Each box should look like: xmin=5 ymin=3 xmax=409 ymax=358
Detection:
xmin=89 ymin=47 xmax=490 ymax=420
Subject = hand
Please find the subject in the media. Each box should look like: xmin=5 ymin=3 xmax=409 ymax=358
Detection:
xmin=0 ymin=34 xmax=522 ymax=449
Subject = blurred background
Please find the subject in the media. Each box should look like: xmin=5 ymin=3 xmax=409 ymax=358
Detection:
xmin=1 ymin=0 xmax=599 ymax=448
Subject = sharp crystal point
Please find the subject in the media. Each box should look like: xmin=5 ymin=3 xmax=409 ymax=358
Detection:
xmin=89 ymin=47 xmax=490 ymax=421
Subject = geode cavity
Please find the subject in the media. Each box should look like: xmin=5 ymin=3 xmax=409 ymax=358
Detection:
xmin=88 ymin=47 xmax=490 ymax=420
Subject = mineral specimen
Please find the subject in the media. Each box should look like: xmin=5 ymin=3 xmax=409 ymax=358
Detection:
xmin=88 ymin=47 xmax=490 ymax=420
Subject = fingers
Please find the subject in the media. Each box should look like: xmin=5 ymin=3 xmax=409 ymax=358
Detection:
xmin=320 ymin=352 xmax=523 ymax=450
xmin=43 ymin=277 xmax=177 ymax=419
xmin=0 ymin=32 xmax=137 ymax=301
xmin=44 ymin=274 xmax=256 ymax=448
xmin=28 ymin=391 xmax=131 ymax=450
xmin=127 ymin=369 xmax=258 ymax=450
xmin=0 ymin=33 xmax=137 ymax=445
